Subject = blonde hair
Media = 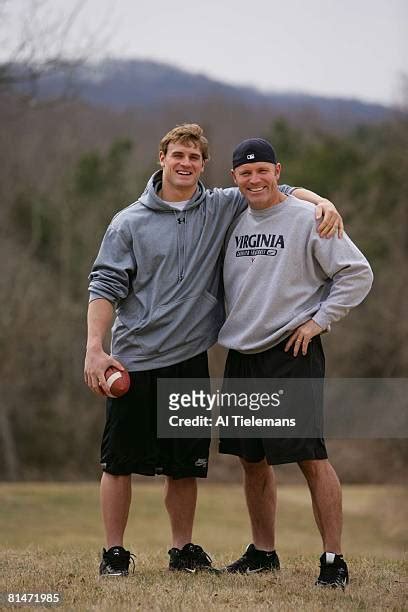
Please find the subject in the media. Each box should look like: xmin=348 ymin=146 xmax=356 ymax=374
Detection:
xmin=159 ymin=123 xmax=210 ymax=161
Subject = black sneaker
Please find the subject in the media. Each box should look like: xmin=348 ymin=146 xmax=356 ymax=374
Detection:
xmin=224 ymin=544 xmax=280 ymax=574
xmin=315 ymin=552 xmax=349 ymax=589
xmin=168 ymin=543 xmax=219 ymax=573
xmin=99 ymin=546 xmax=135 ymax=577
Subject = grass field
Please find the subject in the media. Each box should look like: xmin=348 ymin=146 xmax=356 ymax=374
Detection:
xmin=1 ymin=483 xmax=407 ymax=611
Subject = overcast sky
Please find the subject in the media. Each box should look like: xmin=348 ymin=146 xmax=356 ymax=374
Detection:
xmin=2 ymin=0 xmax=407 ymax=106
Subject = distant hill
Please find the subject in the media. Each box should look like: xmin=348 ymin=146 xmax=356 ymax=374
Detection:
xmin=9 ymin=58 xmax=392 ymax=128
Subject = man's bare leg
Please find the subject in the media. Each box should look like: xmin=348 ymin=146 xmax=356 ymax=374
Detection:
xmin=298 ymin=459 xmax=342 ymax=553
xmin=164 ymin=476 xmax=197 ymax=549
xmin=100 ymin=472 xmax=132 ymax=549
xmin=241 ymin=458 xmax=277 ymax=551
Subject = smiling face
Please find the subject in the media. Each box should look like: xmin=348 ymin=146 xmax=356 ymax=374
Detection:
xmin=232 ymin=161 xmax=282 ymax=210
xmin=159 ymin=141 xmax=205 ymax=200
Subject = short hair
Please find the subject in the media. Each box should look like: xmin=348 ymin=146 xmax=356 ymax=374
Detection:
xmin=159 ymin=123 xmax=210 ymax=161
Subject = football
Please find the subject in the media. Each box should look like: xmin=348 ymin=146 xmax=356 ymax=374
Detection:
xmin=104 ymin=366 xmax=130 ymax=398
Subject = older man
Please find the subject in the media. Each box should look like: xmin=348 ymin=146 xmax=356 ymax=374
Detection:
xmin=218 ymin=138 xmax=373 ymax=588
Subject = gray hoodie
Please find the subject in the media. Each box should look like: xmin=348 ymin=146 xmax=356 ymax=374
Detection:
xmin=89 ymin=170 xmax=293 ymax=370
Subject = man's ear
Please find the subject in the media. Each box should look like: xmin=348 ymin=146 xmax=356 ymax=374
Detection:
xmin=275 ymin=162 xmax=282 ymax=180
xmin=231 ymin=169 xmax=238 ymax=185
xmin=159 ymin=151 xmax=165 ymax=168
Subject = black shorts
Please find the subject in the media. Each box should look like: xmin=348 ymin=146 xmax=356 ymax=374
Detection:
xmin=101 ymin=351 xmax=211 ymax=479
xmin=219 ymin=337 xmax=328 ymax=465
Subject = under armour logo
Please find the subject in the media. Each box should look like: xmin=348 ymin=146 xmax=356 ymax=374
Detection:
xmin=247 ymin=153 xmax=255 ymax=160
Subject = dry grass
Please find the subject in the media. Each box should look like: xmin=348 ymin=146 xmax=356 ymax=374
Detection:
xmin=0 ymin=483 xmax=407 ymax=611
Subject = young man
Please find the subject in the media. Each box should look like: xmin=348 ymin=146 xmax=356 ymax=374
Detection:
xmin=218 ymin=138 xmax=373 ymax=588
xmin=84 ymin=124 xmax=343 ymax=576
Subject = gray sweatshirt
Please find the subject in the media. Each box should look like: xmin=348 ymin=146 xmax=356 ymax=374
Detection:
xmin=88 ymin=170 xmax=293 ymax=370
xmin=218 ymin=195 xmax=373 ymax=353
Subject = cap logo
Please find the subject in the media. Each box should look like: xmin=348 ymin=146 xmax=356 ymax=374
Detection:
xmin=247 ymin=153 xmax=255 ymax=160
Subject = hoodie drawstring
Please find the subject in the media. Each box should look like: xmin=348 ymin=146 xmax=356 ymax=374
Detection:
xmin=174 ymin=210 xmax=187 ymax=283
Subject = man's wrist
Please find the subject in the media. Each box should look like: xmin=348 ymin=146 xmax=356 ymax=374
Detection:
xmin=86 ymin=341 xmax=104 ymax=352
xmin=317 ymin=197 xmax=331 ymax=206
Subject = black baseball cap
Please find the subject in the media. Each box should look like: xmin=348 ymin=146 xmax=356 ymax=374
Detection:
xmin=232 ymin=138 xmax=278 ymax=169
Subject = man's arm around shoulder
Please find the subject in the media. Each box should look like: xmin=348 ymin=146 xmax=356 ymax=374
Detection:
xmin=291 ymin=187 xmax=344 ymax=239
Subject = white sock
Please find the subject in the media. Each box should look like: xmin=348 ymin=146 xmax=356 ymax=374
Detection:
xmin=325 ymin=552 xmax=336 ymax=564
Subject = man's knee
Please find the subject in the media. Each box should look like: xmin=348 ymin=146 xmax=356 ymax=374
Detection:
xmin=298 ymin=458 xmax=334 ymax=480
xmin=240 ymin=457 xmax=270 ymax=475
xmin=165 ymin=476 xmax=196 ymax=488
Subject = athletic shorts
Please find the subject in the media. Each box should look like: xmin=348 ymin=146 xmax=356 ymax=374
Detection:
xmin=101 ymin=351 xmax=211 ymax=479
xmin=219 ymin=336 xmax=328 ymax=465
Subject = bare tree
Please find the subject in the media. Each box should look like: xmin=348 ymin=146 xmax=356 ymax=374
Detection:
xmin=0 ymin=0 xmax=118 ymax=479
xmin=0 ymin=0 xmax=115 ymax=100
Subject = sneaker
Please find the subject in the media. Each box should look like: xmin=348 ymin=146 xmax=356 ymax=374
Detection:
xmin=315 ymin=552 xmax=349 ymax=589
xmin=224 ymin=544 xmax=280 ymax=574
xmin=99 ymin=545 xmax=135 ymax=577
xmin=168 ymin=543 xmax=219 ymax=573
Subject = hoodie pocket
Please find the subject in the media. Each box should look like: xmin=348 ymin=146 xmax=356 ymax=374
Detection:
xmin=135 ymin=290 xmax=222 ymax=356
